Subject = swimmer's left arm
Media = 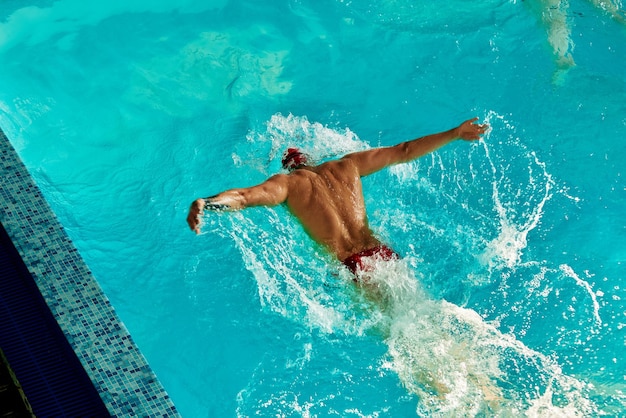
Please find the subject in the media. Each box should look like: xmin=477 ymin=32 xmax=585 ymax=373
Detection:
xmin=187 ymin=175 xmax=289 ymax=234
xmin=345 ymin=118 xmax=487 ymax=177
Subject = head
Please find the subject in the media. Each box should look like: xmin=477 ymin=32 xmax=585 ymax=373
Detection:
xmin=281 ymin=147 xmax=309 ymax=171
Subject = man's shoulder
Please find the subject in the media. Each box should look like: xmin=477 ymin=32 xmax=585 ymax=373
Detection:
xmin=265 ymin=173 xmax=291 ymax=187
xmin=319 ymin=157 xmax=356 ymax=170
xmin=304 ymin=159 xmax=359 ymax=184
xmin=323 ymin=157 xmax=359 ymax=175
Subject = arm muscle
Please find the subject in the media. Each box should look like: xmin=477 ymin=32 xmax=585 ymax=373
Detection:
xmin=344 ymin=118 xmax=486 ymax=176
xmin=187 ymin=175 xmax=289 ymax=234
xmin=206 ymin=174 xmax=289 ymax=210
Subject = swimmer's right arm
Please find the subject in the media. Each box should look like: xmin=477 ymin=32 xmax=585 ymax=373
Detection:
xmin=187 ymin=174 xmax=289 ymax=234
xmin=185 ymin=196 xmax=232 ymax=234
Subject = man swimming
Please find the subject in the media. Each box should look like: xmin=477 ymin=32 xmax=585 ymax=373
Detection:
xmin=187 ymin=118 xmax=488 ymax=275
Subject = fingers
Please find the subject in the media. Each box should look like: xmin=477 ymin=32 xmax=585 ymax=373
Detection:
xmin=188 ymin=215 xmax=202 ymax=234
xmin=186 ymin=209 xmax=196 ymax=229
xmin=459 ymin=117 xmax=488 ymax=141
xmin=187 ymin=199 xmax=204 ymax=234
xmin=469 ymin=117 xmax=488 ymax=135
xmin=468 ymin=117 xmax=487 ymax=130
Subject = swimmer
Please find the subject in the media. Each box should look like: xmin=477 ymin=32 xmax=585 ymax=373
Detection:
xmin=525 ymin=0 xmax=626 ymax=84
xmin=187 ymin=118 xmax=488 ymax=275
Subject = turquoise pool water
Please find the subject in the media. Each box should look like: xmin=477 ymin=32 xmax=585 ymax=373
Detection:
xmin=1 ymin=0 xmax=625 ymax=416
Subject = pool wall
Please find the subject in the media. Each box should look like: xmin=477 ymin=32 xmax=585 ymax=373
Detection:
xmin=0 ymin=126 xmax=178 ymax=416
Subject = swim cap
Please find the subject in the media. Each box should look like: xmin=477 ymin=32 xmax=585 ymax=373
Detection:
xmin=281 ymin=147 xmax=308 ymax=170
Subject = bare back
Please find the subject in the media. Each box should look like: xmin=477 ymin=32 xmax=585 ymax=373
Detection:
xmin=284 ymin=158 xmax=381 ymax=261
xmin=187 ymin=118 xmax=488 ymax=261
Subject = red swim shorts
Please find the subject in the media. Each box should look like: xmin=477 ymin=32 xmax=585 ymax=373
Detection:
xmin=342 ymin=245 xmax=399 ymax=275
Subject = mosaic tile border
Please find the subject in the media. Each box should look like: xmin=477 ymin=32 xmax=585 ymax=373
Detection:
xmin=0 ymin=127 xmax=179 ymax=417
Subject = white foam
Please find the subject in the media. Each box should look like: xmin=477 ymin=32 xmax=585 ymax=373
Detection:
xmin=239 ymin=113 xmax=369 ymax=176
xmin=352 ymin=260 xmax=595 ymax=416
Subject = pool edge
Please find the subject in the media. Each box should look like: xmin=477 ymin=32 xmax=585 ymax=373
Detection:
xmin=0 ymin=127 xmax=179 ymax=416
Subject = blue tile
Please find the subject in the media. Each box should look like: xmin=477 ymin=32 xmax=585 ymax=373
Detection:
xmin=0 ymin=127 xmax=179 ymax=417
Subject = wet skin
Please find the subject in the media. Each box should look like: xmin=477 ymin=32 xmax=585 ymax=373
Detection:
xmin=187 ymin=118 xmax=488 ymax=263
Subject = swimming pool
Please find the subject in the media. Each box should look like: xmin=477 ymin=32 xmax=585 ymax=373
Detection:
xmin=1 ymin=0 xmax=625 ymax=416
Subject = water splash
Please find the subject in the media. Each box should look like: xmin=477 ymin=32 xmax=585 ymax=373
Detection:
xmin=237 ymin=112 xmax=369 ymax=176
xmin=376 ymin=111 xmax=560 ymax=299
xmin=559 ymin=264 xmax=602 ymax=327
xmin=362 ymin=261 xmax=596 ymax=416
xmin=209 ymin=113 xmax=600 ymax=415
xmin=479 ymin=111 xmax=556 ymax=271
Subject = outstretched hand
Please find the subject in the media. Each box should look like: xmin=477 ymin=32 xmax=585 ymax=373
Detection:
xmin=457 ymin=117 xmax=488 ymax=141
xmin=187 ymin=198 xmax=205 ymax=234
